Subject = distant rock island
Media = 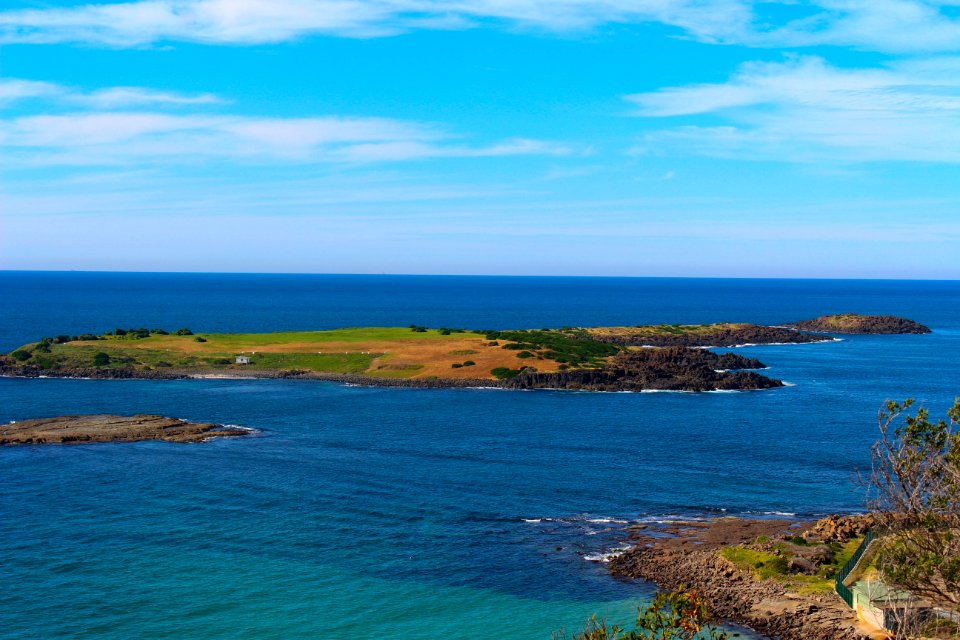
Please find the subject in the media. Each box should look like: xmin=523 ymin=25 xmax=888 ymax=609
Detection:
xmin=785 ymin=313 xmax=931 ymax=334
xmin=0 ymin=313 xmax=929 ymax=393
xmin=0 ymin=414 xmax=253 ymax=445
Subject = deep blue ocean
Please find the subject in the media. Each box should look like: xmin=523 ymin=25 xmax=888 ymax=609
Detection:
xmin=2 ymin=273 xmax=958 ymax=639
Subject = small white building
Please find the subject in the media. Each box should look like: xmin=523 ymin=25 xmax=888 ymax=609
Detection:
xmin=235 ymin=355 xmax=252 ymax=365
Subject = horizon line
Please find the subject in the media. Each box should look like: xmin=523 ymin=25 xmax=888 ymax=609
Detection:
xmin=1 ymin=269 xmax=959 ymax=282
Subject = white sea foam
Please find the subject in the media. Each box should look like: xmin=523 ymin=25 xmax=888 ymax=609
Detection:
xmin=588 ymin=518 xmax=629 ymax=524
xmin=583 ymin=545 xmax=632 ymax=563
xmin=221 ymin=424 xmax=258 ymax=433
xmin=522 ymin=518 xmax=542 ymax=524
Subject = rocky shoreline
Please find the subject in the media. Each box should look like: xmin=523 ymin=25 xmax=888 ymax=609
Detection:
xmin=0 ymin=414 xmax=254 ymax=445
xmin=607 ymin=517 xmax=880 ymax=640
xmin=0 ymin=347 xmax=781 ymax=392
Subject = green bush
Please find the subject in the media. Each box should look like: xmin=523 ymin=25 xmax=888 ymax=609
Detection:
xmin=463 ymin=360 xmax=476 ymax=366
xmin=194 ymin=336 xmax=207 ymax=342
xmin=92 ymin=352 xmax=111 ymax=367
xmin=175 ymin=328 xmax=193 ymax=336
xmin=451 ymin=363 xmax=463 ymax=368
xmin=491 ymin=367 xmax=522 ymax=380
xmin=11 ymin=350 xmax=31 ymax=362
xmin=517 ymin=351 xmax=534 ymax=358
xmin=151 ymin=328 xmax=168 ymax=335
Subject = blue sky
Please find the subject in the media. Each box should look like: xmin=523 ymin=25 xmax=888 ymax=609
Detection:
xmin=1 ymin=1 xmax=959 ymax=277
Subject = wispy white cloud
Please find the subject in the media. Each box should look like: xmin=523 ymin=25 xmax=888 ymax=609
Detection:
xmin=752 ymin=0 xmax=960 ymax=54
xmin=0 ymin=110 xmax=570 ymax=166
xmin=628 ymin=56 xmax=960 ymax=163
xmin=0 ymin=78 xmax=61 ymax=104
xmin=2 ymin=0 xmax=960 ymax=53
xmin=0 ymin=77 xmax=222 ymax=108
xmin=0 ymin=0 xmax=746 ymax=47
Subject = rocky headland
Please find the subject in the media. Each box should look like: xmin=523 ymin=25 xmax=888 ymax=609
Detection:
xmin=0 ymin=414 xmax=254 ymax=445
xmin=608 ymin=516 xmax=882 ymax=640
xmin=786 ymin=314 xmax=931 ymax=334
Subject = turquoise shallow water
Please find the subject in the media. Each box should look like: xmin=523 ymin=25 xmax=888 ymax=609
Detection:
xmin=1 ymin=273 xmax=958 ymax=639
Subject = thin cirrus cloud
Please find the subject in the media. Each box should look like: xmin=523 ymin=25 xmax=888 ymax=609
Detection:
xmin=0 ymin=0 xmax=751 ymax=45
xmin=0 ymin=110 xmax=571 ymax=167
xmin=627 ymin=56 xmax=960 ymax=163
xmin=0 ymin=77 xmax=222 ymax=108
xmin=2 ymin=0 xmax=960 ymax=53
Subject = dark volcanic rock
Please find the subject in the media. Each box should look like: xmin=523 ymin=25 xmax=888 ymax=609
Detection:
xmin=0 ymin=414 xmax=253 ymax=445
xmin=504 ymin=348 xmax=783 ymax=392
xmin=786 ymin=313 xmax=931 ymax=334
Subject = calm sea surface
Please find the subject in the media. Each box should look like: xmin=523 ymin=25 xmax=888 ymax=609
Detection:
xmin=2 ymin=273 xmax=959 ymax=639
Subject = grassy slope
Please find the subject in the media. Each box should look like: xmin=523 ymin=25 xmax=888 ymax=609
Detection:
xmin=12 ymin=328 xmax=587 ymax=379
xmin=720 ymin=536 xmax=863 ymax=595
xmin=587 ymin=323 xmax=751 ymax=338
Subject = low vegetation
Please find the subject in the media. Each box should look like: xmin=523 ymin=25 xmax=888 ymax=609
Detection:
xmin=555 ymin=586 xmax=733 ymax=640
xmin=867 ymin=397 xmax=960 ymax=614
xmin=482 ymin=329 xmax=621 ymax=366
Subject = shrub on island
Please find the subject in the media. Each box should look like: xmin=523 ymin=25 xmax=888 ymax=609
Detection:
xmin=11 ymin=350 xmax=31 ymax=362
xmin=491 ymin=367 xmax=522 ymax=380
xmin=175 ymin=328 xmax=193 ymax=336
xmin=92 ymin=352 xmax=111 ymax=367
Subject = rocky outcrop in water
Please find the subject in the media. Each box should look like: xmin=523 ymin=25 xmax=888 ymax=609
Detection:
xmin=505 ymin=348 xmax=782 ymax=392
xmin=786 ymin=314 xmax=931 ymax=334
xmin=0 ymin=414 xmax=253 ymax=445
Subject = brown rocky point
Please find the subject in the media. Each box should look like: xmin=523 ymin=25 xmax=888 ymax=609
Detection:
xmin=608 ymin=516 xmax=886 ymax=640
xmin=0 ymin=414 xmax=253 ymax=445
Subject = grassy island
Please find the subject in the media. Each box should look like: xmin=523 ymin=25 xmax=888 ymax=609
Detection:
xmin=5 ymin=326 xmax=613 ymax=380
xmin=0 ymin=314 xmax=928 ymax=391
